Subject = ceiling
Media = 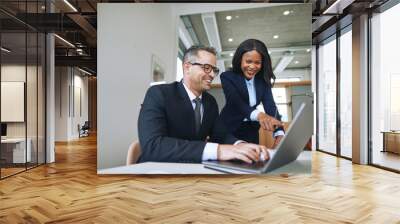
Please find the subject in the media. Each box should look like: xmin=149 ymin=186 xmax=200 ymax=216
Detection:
xmin=1 ymin=0 xmax=388 ymax=76
xmin=183 ymin=3 xmax=312 ymax=74
xmin=0 ymin=0 xmax=100 ymax=73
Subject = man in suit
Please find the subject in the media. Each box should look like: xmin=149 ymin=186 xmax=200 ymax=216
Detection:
xmin=138 ymin=46 xmax=269 ymax=163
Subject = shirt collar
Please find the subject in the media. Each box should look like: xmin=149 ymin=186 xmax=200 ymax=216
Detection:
xmin=245 ymin=77 xmax=255 ymax=85
xmin=182 ymin=82 xmax=202 ymax=102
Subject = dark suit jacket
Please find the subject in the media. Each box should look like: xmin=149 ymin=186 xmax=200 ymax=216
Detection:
xmin=220 ymin=71 xmax=284 ymax=134
xmin=138 ymin=81 xmax=237 ymax=163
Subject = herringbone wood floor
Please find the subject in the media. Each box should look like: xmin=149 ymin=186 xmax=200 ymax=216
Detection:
xmin=1 ymin=134 xmax=400 ymax=223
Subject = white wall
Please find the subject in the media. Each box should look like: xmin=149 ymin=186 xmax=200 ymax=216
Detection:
xmin=55 ymin=67 xmax=69 ymax=141
xmin=55 ymin=67 xmax=89 ymax=141
xmin=98 ymin=4 xmax=177 ymax=169
xmin=72 ymin=73 xmax=89 ymax=138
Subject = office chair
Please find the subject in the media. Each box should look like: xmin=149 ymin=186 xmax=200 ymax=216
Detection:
xmin=79 ymin=121 xmax=90 ymax=138
xmin=126 ymin=141 xmax=142 ymax=165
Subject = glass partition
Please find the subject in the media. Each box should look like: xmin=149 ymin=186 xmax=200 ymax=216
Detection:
xmin=0 ymin=1 xmax=46 ymax=179
xmin=1 ymin=31 xmax=28 ymax=177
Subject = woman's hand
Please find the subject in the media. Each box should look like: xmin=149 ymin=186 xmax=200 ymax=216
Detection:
xmin=257 ymin=112 xmax=282 ymax=132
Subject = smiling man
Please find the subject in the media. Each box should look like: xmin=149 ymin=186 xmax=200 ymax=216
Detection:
xmin=137 ymin=46 xmax=269 ymax=163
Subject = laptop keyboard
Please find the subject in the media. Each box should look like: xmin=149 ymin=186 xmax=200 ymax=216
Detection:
xmin=219 ymin=160 xmax=267 ymax=169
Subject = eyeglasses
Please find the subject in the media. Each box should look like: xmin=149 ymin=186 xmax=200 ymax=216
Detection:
xmin=189 ymin=62 xmax=220 ymax=75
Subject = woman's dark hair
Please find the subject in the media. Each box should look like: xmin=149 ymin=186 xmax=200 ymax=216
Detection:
xmin=231 ymin=39 xmax=275 ymax=87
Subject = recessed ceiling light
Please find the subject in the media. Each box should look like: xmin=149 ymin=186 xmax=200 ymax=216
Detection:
xmin=235 ymin=15 xmax=239 ymax=19
xmin=306 ymin=48 xmax=311 ymax=52
xmin=229 ymin=53 xmax=234 ymax=57
xmin=283 ymin=10 xmax=290 ymax=15
xmin=1 ymin=47 xmax=11 ymax=53
xmin=63 ymin=0 xmax=78 ymax=12
xmin=78 ymin=67 xmax=92 ymax=76
xmin=228 ymin=38 xmax=233 ymax=42
xmin=273 ymin=35 xmax=279 ymax=39
xmin=54 ymin=34 xmax=75 ymax=48
xmin=295 ymin=60 xmax=299 ymax=64
xmin=226 ymin=15 xmax=232 ymax=20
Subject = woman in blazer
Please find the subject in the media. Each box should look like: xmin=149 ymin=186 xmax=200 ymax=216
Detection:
xmin=220 ymin=39 xmax=284 ymax=146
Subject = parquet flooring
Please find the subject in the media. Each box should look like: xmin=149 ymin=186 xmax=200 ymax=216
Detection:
xmin=1 ymin=167 xmax=26 ymax=177
xmin=373 ymin=151 xmax=400 ymax=171
xmin=1 ymin=134 xmax=400 ymax=223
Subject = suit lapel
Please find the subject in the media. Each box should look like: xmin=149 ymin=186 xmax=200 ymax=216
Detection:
xmin=255 ymin=76 xmax=264 ymax=103
xmin=236 ymin=74 xmax=250 ymax=104
xmin=177 ymin=82 xmax=197 ymax=136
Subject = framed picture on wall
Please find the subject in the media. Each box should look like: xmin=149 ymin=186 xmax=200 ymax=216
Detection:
xmin=150 ymin=54 xmax=166 ymax=85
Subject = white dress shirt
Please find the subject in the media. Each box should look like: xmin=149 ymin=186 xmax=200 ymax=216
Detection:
xmin=182 ymin=83 xmax=219 ymax=161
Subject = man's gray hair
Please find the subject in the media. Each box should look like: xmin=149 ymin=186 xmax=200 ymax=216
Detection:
xmin=183 ymin=45 xmax=217 ymax=63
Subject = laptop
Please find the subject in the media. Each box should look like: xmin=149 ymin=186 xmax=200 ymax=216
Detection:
xmin=203 ymin=101 xmax=313 ymax=174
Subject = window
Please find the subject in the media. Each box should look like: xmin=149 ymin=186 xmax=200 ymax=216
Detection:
xmin=318 ymin=36 xmax=337 ymax=154
xmin=272 ymin=88 xmax=290 ymax=122
xmin=339 ymin=27 xmax=352 ymax=158
xmin=370 ymin=3 xmax=400 ymax=171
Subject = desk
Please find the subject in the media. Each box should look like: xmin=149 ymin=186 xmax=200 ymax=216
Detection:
xmin=381 ymin=131 xmax=400 ymax=154
xmin=98 ymin=151 xmax=311 ymax=175
xmin=1 ymin=138 xmax=31 ymax=163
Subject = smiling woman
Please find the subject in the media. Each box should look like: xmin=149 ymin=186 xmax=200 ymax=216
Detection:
xmin=219 ymin=39 xmax=284 ymax=145
xmin=240 ymin=50 xmax=262 ymax=80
